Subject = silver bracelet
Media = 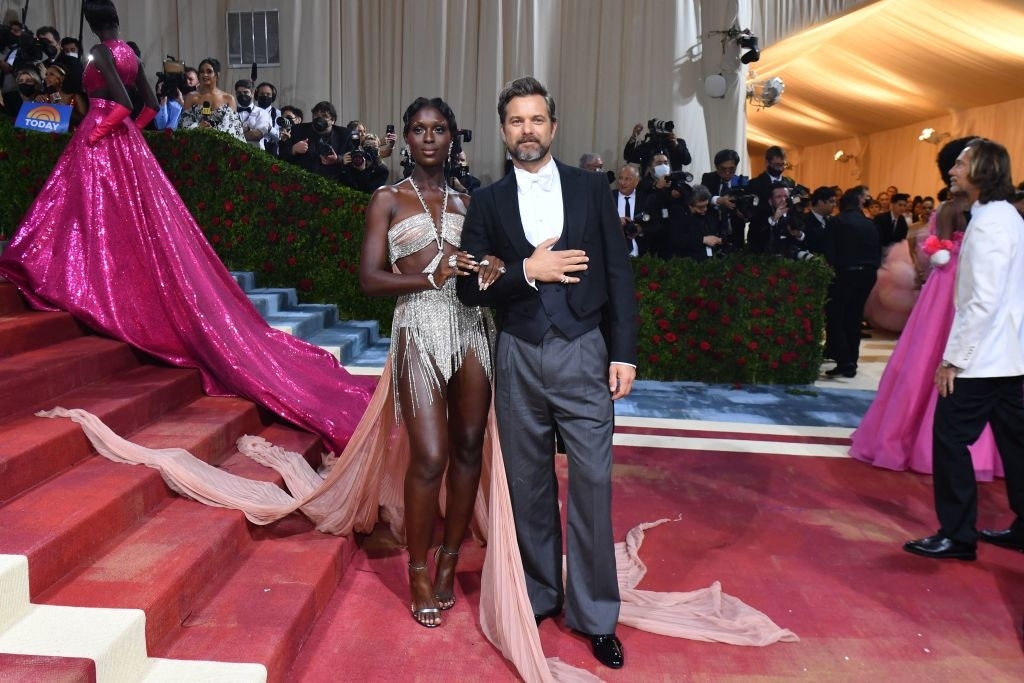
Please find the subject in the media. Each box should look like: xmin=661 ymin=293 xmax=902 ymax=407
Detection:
xmin=427 ymin=272 xmax=442 ymax=290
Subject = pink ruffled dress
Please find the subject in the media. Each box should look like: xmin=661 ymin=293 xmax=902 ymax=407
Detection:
xmin=849 ymin=214 xmax=1002 ymax=480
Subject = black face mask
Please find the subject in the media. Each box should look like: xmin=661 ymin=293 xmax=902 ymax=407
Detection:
xmin=256 ymin=95 xmax=273 ymax=109
xmin=18 ymin=83 xmax=38 ymax=97
xmin=236 ymin=93 xmax=252 ymax=108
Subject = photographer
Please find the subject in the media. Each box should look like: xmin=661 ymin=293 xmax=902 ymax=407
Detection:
xmin=273 ymin=105 xmax=302 ymax=154
xmin=254 ymin=82 xmax=280 ymax=153
xmin=279 ymin=100 xmax=347 ymax=181
xmin=747 ymin=182 xmax=809 ymax=258
xmin=665 ymin=185 xmax=724 ymax=260
xmin=700 ymin=149 xmax=753 ymax=252
xmin=339 ymin=133 xmax=389 ymax=193
xmin=615 ymin=164 xmax=661 ymax=257
xmin=450 ymin=150 xmax=481 ymax=194
xmin=624 ymin=118 xmax=692 ymax=176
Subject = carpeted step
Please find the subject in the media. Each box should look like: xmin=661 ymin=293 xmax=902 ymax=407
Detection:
xmin=152 ymin=521 xmax=356 ymax=682
xmin=0 ymin=396 xmax=265 ymax=595
xmin=0 ymin=336 xmax=144 ymax=422
xmin=306 ymin=321 xmax=388 ymax=365
xmin=0 ymin=366 xmax=204 ymax=503
xmin=0 ymin=653 xmax=97 ymax=683
xmin=0 ymin=282 xmax=24 ymax=316
xmin=0 ymin=555 xmax=265 ymax=682
xmin=0 ymin=310 xmax=86 ymax=358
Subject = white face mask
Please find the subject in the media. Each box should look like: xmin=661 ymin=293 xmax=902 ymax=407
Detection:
xmin=653 ymin=163 xmax=670 ymax=179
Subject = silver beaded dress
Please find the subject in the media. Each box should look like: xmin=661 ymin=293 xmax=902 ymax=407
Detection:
xmin=387 ymin=210 xmax=495 ymax=417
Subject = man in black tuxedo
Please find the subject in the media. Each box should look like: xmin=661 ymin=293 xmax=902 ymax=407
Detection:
xmin=613 ymin=164 xmax=660 ymax=257
xmin=823 ymin=186 xmax=880 ymax=378
xmin=278 ymin=100 xmax=350 ymax=181
xmin=873 ymin=192 xmax=910 ymax=248
xmin=457 ymin=76 xmax=636 ymax=671
xmin=746 ymin=145 xmax=796 ymax=214
xmin=700 ymin=148 xmax=750 ymax=251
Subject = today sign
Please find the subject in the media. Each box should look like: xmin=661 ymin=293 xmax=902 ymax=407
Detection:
xmin=15 ymin=101 xmax=73 ymax=134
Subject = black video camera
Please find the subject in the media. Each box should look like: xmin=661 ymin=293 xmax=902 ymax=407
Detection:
xmin=400 ymin=147 xmax=415 ymax=178
xmin=786 ymin=183 xmax=811 ymax=207
xmin=664 ymin=170 xmax=693 ymax=195
xmin=155 ymin=56 xmax=190 ymax=99
xmin=275 ymin=115 xmax=292 ymax=131
xmin=723 ymin=187 xmax=760 ymax=217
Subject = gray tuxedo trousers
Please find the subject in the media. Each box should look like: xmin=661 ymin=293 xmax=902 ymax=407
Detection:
xmin=495 ymin=326 xmax=621 ymax=635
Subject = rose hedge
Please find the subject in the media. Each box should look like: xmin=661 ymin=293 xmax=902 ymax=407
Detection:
xmin=0 ymin=119 xmax=831 ymax=383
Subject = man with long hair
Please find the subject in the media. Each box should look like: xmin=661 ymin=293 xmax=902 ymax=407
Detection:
xmin=905 ymin=138 xmax=1024 ymax=560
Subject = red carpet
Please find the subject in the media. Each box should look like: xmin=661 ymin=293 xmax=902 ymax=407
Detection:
xmin=3 ymin=281 xmax=1024 ymax=681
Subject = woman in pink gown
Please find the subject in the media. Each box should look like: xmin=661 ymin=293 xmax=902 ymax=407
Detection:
xmin=849 ymin=137 xmax=1002 ymax=480
xmin=0 ymin=1 xmax=373 ymax=456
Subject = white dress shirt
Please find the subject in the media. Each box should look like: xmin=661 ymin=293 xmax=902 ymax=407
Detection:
xmin=514 ymin=159 xmax=564 ymax=286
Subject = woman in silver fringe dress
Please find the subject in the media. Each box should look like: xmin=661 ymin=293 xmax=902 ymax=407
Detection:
xmin=359 ymin=97 xmax=504 ymax=627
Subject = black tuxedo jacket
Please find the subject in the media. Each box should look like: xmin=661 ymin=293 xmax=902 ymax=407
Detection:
xmin=279 ymin=122 xmax=348 ymax=181
xmin=874 ymin=212 xmax=909 ymax=247
xmin=457 ymin=160 xmax=638 ymax=365
xmin=612 ymin=188 xmax=661 ymax=256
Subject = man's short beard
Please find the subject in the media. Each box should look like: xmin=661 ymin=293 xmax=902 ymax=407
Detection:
xmin=511 ymin=140 xmax=548 ymax=163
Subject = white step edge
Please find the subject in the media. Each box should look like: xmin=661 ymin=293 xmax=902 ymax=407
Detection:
xmin=0 ymin=555 xmax=265 ymax=683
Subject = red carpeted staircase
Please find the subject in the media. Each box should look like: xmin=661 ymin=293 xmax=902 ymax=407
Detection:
xmin=0 ymin=281 xmax=363 ymax=682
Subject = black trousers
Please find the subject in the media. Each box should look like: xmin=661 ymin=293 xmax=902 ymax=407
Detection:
xmin=826 ymin=268 xmax=876 ymax=370
xmin=932 ymin=375 xmax=1024 ymax=543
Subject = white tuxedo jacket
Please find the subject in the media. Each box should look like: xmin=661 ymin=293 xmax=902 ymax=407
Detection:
xmin=944 ymin=199 xmax=1024 ymax=377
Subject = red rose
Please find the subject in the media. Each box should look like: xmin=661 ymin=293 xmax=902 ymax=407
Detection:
xmin=298 ymin=278 xmax=313 ymax=291
xmin=687 ymin=310 xmax=699 ymax=321
xmin=747 ymin=341 xmax=758 ymax=351
xmin=651 ymin=335 xmax=661 ymax=345
xmin=223 ymin=219 xmax=233 ymax=228
xmin=286 ymin=233 xmax=296 ymax=243
xmin=648 ymin=282 xmax=660 ymax=291
xmin=210 ymin=234 xmax=221 ymax=244
xmin=267 ymin=231 xmax=279 ymax=242
xmin=699 ymin=341 xmax=711 ymax=351
xmin=658 ymin=319 xmax=670 ymax=330
xmin=288 ymin=257 xmax=298 ymax=266
xmin=262 ymin=261 xmax=274 ymax=273
xmin=271 ymin=164 xmax=281 ymax=174
xmin=665 ymin=332 xmax=677 ymax=343
xmin=648 ymin=353 xmax=660 ymax=364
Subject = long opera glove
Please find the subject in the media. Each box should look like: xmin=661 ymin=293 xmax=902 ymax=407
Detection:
xmin=87 ymin=103 xmax=132 ymax=146
xmin=135 ymin=106 xmax=158 ymax=130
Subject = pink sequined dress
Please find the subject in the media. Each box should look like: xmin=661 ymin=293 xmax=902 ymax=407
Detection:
xmin=0 ymin=39 xmax=373 ymax=455
xmin=849 ymin=213 xmax=1002 ymax=480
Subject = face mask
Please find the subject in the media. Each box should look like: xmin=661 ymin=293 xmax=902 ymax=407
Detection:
xmin=18 ymin=83 xmax=37 ymax=97
xmin=65 ymin=52 xmax=78 ymax=59
xmin=653 ymin=164 xmax=670 ymax=179
xmin=236 ymin=93 xmax=252 ymax=108
xmin=256 ymin=95 xmax=273 ymax=108
xmin=862 ymin=196 xmax=872 ymax=209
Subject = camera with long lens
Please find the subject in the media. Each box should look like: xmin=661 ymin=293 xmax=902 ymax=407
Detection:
xmin=647 ymin=118 xmax=674 ymax=136
xmin=350 ymin=145 xmax=378 ymax=170
xmin=723 ymin=187 xmax=760 ymax=217
xmin=449 ymin=127 xmax=473 ymax=178
xmin=664 ymin=170 xmax=693 ymax=194
xmin=275 ymin=115 xmax=292 ymax=131
xmin=786 ymin=183 xmax=811 ymax=207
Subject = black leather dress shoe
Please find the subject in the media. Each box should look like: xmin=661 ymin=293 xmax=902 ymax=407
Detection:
xmin=980 ymin=528 xmax=1024 ymax=552
xmin=825 ymin=365 xmax=856 ymax=378
xmin=904 ymin=534 xmax=976 ymax=560
xmin=589 ymin=634 xmax=624 ymax=669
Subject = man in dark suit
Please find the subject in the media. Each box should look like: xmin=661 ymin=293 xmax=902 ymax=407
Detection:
xmin=746 ymin=145 xmax=796 ymax=215
xmin=612 ymin=164 xmax=660 ymax=257
xmin=823 ymin=186 xmax=880 ymax=378
xmin=278 ymin=100 xmax=351 ymax=182
xmin=457 ymin=76 xmax=636 ymax=671
xmin=873 ymin=192 xmax=910 ymax=248
xmin=700 ymin=148 xmax=750 ymax=251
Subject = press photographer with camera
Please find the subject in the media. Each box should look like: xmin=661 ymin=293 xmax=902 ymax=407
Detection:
xmin=254 ymin=81 xmax=281 ymax=153
xmin=747 ymin=182 xmax=810 ymax=258
xmin=152 ymin=57 xmax=195 ymax=130
xmin=339 ymin=132 xmax=389 ymax=193
xmin=274 ymin=105 xmax=302 ymax=152
xmin=624 ymin=118 xmax=692 ymax=176
xmin=279 ymin=100 xmax=348 ymax=181
xmin=615 ymin=164 xmax=661 ymax=257
xmin=664 ymin=185 xmax=726 ymax=261
xmin=747 ymin=145 xmax=797 ymax=214
xmin=699 ymin=149 xmax=754 ymax=252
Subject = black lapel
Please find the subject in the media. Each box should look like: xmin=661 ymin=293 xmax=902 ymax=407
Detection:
xmin=557 ymin=161 xmax=586 ymax=248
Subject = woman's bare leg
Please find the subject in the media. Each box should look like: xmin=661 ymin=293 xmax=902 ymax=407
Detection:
xmin=433 ymin=350 xmax=491 ymax=608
